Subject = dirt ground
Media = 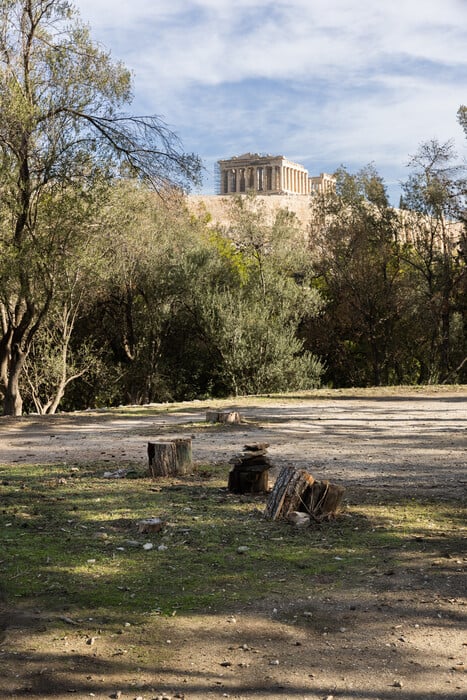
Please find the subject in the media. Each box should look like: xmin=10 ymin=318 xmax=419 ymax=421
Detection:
xmin=0 ymin=387 xmax=466 ymax=700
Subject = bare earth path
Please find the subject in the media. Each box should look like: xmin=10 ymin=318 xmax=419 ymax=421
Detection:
xmin=0 ymin=387 xmax=466 ymax=699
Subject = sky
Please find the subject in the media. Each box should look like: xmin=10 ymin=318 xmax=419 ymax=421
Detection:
xmin=72 ymin=0 xmax=467 ymax=204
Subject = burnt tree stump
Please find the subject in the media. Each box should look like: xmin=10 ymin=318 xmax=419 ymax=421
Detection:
xmin=228 ymin=443 xmax=272 ymax=494
xmin=147 ymin=438 xmax=192 ymax=477
xmin=265 ymin=465 xmax=344 ymax=521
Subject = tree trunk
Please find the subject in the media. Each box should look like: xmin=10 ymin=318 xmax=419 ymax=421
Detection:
xmin=147 ymin=438 xmax=192 ymax=477
xmin=3 ymin=347 xmax=25 ymax=416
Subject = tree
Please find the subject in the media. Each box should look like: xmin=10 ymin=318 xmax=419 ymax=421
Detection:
xmin=180 ymin=195 xmax=324 ymax=396
xmin=0 ymin=0 xmax=200 ymax=415
xmin=76 ymin=182 xmax=206 ymax=406
xmin=306 ymin=165 xmax=409 ymax=386
xmin=76 ymin=191 xmax=324 ymax=404
xmin=399 ymin=140 xmax=466 ymax=382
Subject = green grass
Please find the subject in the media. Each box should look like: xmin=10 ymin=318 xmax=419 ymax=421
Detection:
xmin=0 ymin=461 xmax=465 ymax=624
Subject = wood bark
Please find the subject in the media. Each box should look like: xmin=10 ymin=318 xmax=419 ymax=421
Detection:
xmin=228 ymin=467 xmax=269 ymax=494
xmin=265 ymin=465 xmax=344 ymax=521
xmin=147 ymin=438 xmax=192 ymax=477
xmin=206 ymin=410 xmax=241 ymax=424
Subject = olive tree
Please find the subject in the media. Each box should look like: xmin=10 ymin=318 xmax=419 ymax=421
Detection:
xmin=0 ymin=0 xmax=200 ymax=414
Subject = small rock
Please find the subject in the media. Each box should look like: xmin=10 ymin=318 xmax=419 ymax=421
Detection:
xmin=237 ymin=546 xmax=249 ymax=554
xmin=86 ymin=637 xmax=97 ymax=646
xmin=142 ymin=542 xmax=154 ymax=550
xmin=158 ymin=544 xmax=168 ymax=551
xmin=220 ymin=661 xmax=232 ymax=667
xmin=269 ymin=659 xmax=279 ymax=665
xmin=59 ymin=616 xmax=78 ymax=626
xmin=103 ymin=469 xmax=128 ymax=479
xmin=109 ymin=692 xmax=122 ymax=699
xmin=393 ymin=680 xmax=403 ymax=688
xmin=288 ymin=511 xmax=310 ymax=527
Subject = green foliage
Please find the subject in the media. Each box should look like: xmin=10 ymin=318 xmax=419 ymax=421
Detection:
xmin=307 ymin=165 xmax=405 ymax=386
xmin=398 ymin=141 xmax=467 ymax=382
xmin=62 ymin=189 xmax=324 ymax=407
xmin=0 ymin=0 xmax=200 ymax=415
xmin=305 ymin=157 xmax=467 ymax=387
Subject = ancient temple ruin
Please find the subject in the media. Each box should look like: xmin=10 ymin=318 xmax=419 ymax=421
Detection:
xmin=217 ymin=153 xmax=334 ymax=196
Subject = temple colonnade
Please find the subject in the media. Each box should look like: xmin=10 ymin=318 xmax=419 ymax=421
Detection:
xmin=218 ymin=154 xmax=317 ymax=195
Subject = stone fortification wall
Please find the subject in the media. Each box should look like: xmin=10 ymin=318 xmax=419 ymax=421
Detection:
xmin=187 ymin=194 xmax=314 ymax=231
xmin=187 ymin=195 xmax=464 ymax=249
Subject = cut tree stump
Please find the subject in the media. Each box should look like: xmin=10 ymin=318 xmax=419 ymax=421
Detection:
xmin=137 ymin=517 xmax=166 ymax=534
xmin=147 ymin=438 xmax=192 ymax=477
xmin=206 ymin=410 xmax=242 ymax=424
xmin=264 ymin=465 xmax=344 ymax=521
xmin=228 ymin=442 xmax=272 ymax=494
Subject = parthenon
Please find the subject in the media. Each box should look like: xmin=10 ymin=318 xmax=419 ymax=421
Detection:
xmin=218 ymin=153 xmax=334 ymax=196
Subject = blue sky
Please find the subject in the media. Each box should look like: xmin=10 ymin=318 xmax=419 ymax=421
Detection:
xmin=73 ymin=0 xmax=467 ymax=204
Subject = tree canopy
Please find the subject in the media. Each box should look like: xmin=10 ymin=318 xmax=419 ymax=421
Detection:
xmin=0 ymin=0 xmax=200 ymax=415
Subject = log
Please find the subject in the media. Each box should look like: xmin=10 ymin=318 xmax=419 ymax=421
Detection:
xmin=147 ymin=438 xmax=192 ymax=477
xmin=206 ymin=410 xmax=242 ymax=424
xmin=264 ymin=466 xmax=313 ymax=519
xmin=264 ymin=466 xmax=344 ymax=521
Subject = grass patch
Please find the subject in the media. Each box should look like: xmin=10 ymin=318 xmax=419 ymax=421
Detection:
xmin=1 ymin=461 xmax=465 ymax=622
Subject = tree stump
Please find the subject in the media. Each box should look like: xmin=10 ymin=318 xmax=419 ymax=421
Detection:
xmin=147 ymin=438 xmax=192 ymax=477
xmin=264 ymin=465 xmax=344 ymax=521
xmin=228 ymin=443 xmax=272 ymax=494
xmin=137 ymin=517 xmax=166 ymax=534
xmin=206 ymin=410 xmax=242 ymax=424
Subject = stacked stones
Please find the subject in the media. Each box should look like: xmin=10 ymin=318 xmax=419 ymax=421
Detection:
xmin=227 ymin=442 xmax=272 ymax=494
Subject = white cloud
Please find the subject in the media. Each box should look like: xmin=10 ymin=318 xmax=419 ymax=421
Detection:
xmin=72 ymin=0 xmax=467 ymax=201
xmin=74 ymin=0 xmax=467 ymax=87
